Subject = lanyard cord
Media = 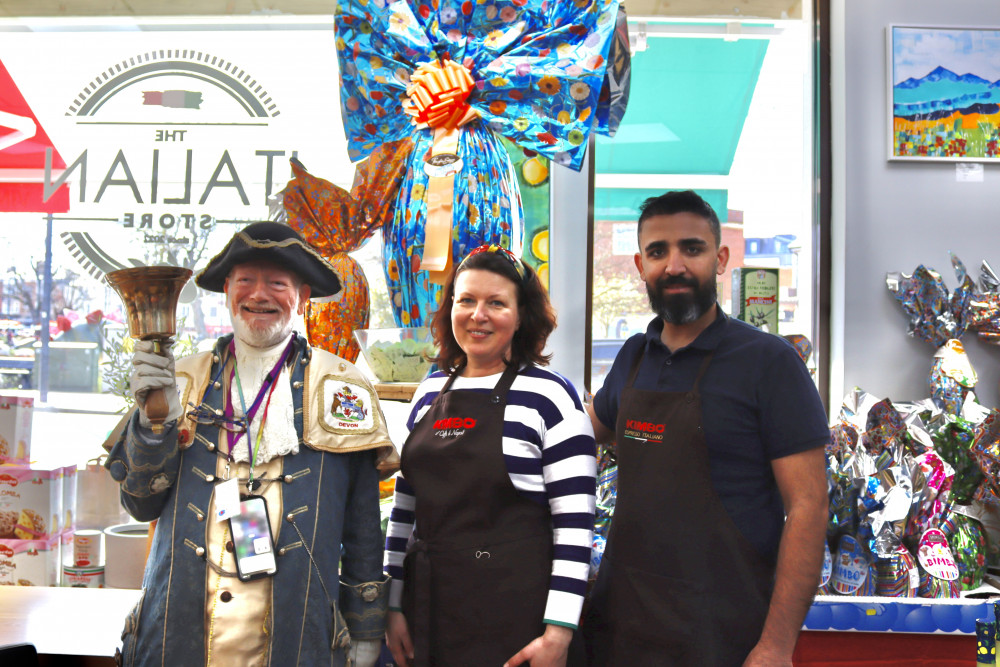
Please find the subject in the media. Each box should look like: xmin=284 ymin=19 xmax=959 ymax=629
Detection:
xmin=231 ymin=360 xmax=282 ymax=487
xmin=225 ymin=339 xmax=294 ymax=473
xmin=249 ymin=377 xmax=280 ymax=488
xmin=232 ymin=362 xmax=251 ymax=461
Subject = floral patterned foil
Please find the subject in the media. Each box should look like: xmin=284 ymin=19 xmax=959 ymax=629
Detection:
xmin=335 ymin=0 xmax=624 ymax=326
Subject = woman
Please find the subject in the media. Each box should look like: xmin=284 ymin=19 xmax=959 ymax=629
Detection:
xmin=384 ymin=244 xmax=597 ymax=667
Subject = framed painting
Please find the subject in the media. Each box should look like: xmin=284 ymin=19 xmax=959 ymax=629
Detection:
xmin=888 ymin=25 xmax=1000 ymax=162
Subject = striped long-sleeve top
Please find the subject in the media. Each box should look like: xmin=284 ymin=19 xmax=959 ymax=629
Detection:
xmin=384 ymin=364 xmax=597 ymax=629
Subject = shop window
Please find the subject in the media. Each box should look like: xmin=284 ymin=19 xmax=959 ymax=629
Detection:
xmin=0 ymin=17 xmax=392 ymax=464
xmin=590 ymin=16 xmax=815 ymax=392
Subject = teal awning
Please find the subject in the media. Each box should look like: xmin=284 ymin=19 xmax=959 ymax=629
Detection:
xmin=595 ymin=32 xmax=769 ymax=176
xmin=595 ymin=188 xmax=728 ymax=222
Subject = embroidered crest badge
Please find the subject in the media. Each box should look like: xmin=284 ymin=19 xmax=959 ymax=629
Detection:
xmin=332 ymin=385 xmax=367 ymax=422
xmin=322 ymin=378 xmax=377 ymax=432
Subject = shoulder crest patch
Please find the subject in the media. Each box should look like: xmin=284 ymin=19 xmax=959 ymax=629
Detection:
xmin=321 ymin=377 xmax=377 ymax=433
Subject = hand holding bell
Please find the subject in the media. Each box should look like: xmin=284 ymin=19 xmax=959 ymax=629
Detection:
xmin=106 ymin=266 xmax=192 ymax=434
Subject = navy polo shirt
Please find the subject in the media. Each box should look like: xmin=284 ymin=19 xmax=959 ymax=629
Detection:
xmin=592 ymin=309 xmax=829 ymax=565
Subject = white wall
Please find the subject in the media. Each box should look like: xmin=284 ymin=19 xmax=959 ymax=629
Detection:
xmin=834 ymin=0 xmax=1000 ymax=412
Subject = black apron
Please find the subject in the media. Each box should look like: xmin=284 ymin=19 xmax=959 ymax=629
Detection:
xmin=400 ymin=364 xmax=553 ymax=666
xmin=581 ymin=349 xmax=773 ymax=666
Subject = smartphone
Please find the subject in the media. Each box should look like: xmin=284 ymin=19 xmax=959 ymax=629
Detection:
xmin=228 ymin=495 xmax=277 ymax=581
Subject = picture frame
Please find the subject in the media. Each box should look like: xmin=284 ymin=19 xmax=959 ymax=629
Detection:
xmin=888 ymin=25 xmax=1000 ymax=162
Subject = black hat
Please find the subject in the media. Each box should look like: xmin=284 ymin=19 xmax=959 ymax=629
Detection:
xmin=195 ymin=222 xmax=342 ymax=298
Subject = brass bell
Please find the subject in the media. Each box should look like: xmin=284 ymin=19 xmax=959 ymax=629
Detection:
xmin=105 ymin=266 xmax=192 ymax=434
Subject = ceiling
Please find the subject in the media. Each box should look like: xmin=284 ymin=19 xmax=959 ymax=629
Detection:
xmin=0 ymin=0 xmax=802 ymax=19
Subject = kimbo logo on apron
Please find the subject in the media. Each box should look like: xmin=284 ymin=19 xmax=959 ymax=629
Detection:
xmin=623 ymin=419 xmax=666 ymax=443
xmin=433 ymin=417 xmax=477 ymax=438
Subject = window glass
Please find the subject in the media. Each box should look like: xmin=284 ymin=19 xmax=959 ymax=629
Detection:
xmin=0 ymin=17 xmax=393 ymax=464
xmin=590 ymin=18 xmax=813 ymax=392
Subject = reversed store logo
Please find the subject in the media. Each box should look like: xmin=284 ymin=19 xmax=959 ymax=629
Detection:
xmin=47 ymin=49 xmax=292 ymax=284
xmin=65 ymin=49 xmax=280 ymax=119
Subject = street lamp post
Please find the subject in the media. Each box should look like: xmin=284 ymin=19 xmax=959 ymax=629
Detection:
xmin=38 ymin=214 xmax=52 ymax=402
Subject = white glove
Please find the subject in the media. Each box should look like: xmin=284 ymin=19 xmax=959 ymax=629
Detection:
xmin=130 ymin=339 xmax=183 ymax=428
xmin=348 ymin=639 xmax=383 ymax=667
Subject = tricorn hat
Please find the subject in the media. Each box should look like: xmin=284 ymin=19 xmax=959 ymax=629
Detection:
xmin=195 ymin=222 xmax=342 ymax=298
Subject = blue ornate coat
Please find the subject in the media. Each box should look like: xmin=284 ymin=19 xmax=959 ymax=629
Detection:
xmin=105 ymin=334 xmax=399 ymax=666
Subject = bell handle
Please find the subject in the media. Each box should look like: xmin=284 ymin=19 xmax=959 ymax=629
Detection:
xmin=142 ymin=339 xmax=169 ymax=435
xmin=143 ymin=389 xmax=170 ymax=435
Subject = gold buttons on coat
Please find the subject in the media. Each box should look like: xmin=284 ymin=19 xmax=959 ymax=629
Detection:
xmin=361 ymin=584 xmax=379 ymax=602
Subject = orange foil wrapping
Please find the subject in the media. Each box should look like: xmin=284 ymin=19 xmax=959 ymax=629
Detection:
xmin=283 ymin=140 xmax=410 ymax=361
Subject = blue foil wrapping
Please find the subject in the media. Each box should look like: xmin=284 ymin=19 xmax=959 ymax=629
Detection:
xmin=335 ymin=0 xmax=624 ymax=326
xmin=886 ymin=253 xmax=974 ymax=348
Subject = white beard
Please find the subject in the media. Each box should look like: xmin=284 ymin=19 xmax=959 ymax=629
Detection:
xmin=228 ymin=296 xmax=296 ymax=348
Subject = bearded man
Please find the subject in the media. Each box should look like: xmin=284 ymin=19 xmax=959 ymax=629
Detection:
xmin=105 ymin=222 xmax=398 ymax=667
xmin=579 ymin=191 xmax=829 ymax=667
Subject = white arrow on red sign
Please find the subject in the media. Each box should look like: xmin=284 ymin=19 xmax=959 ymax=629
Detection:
xmin=0 ymin=108 xmax=36 ymax=153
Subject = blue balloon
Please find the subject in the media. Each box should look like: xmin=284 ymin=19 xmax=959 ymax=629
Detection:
xmin=830 ymin=603 xmax=862 ymax=630
xmin=930 ymin=603 xmax=962 ymax=633
xmin=964 ymin=603 xmax=993 ymax=634
xmin=859 ymin=603 xmax=896 ymax=632
xmin=804 ymin=603 xmax=833 ymax=629
xmin=903 ymin=606 xmax=934 ymax=633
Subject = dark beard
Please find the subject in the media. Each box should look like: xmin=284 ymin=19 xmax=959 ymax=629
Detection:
xmin=646 ymin=274 xmax=718 ymax=325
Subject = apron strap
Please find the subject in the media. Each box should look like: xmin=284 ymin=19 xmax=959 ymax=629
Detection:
xmin=491 ymin=363 xmax=520 ymax=404
xmin=440 ymin=362 xmax=520 ymax=401
xmin=689 ymin=352 xmax=714 ymax=395
xmin=440 ymin=365 xmax=464 ymax=393
xmin=412 ymin=541 xmax=433 ymax=667
xmin=624 ymin=344 xmax=646 ymax=389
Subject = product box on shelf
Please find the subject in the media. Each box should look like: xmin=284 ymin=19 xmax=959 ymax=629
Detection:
xmin=61 ymin=465 xmax=77 ymax=534
xmin=0 ymin=533 xmax=63 ymax=586
xmin=0 ymin=395 xmax=32 ymax=465
xmin=731 ymin=267 xmax=780 ymax=333
xmin=0 ymin=465 xmax=64 ymax=540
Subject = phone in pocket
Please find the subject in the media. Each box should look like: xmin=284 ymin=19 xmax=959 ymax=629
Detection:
xmin=228 ymin=495 xmax=277 ymax=581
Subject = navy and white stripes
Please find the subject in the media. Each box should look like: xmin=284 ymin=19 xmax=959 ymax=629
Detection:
xmin=384 ymin=364 xmax=597 ymax=629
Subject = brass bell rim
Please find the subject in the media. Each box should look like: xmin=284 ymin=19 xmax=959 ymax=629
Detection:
xmin=105 ymin=266 xmax=193 ymax=286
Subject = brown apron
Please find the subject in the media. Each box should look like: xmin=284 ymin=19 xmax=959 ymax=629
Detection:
xmin=400 ymin=364 xmax=552 ymax=666
xmin=582 ymin=350 xmax=773 ymax=667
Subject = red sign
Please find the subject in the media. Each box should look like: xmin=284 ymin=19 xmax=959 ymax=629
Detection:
xmin=0 ymin=58 xmax=68 ymax=212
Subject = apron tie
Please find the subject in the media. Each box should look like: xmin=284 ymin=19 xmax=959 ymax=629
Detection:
xmin=410 ymin=540 xmax=433 ymax=667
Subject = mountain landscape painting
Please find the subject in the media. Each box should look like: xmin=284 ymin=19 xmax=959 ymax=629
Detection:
xmin=890 ymin=25 xmax=1000 ymax=161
